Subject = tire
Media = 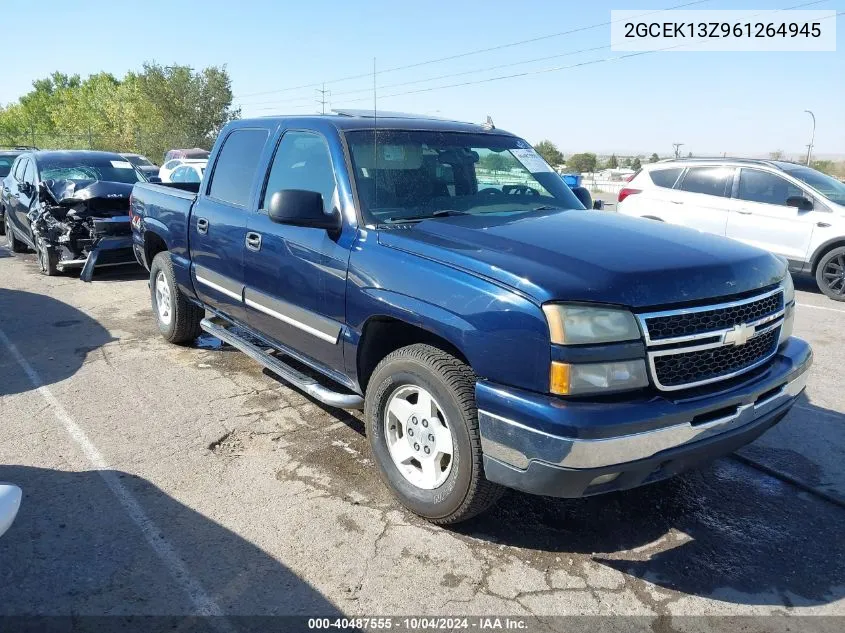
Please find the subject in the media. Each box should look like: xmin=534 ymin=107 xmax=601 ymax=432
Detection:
xmin=365 ymin=344 xmax=503 ymax=525
xmin=150 ymin=251 xmax=204 ymax=343
xmin=815 ymin=246 xmax=845 ymax=301
xmin=36 ymin=236 xmax=59 ymax=276
xmin=7 ymin=227 xmax=27 ymax=253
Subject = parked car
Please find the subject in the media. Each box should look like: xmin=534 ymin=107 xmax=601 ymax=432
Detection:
xmin=0 ymin=484 xmax=21 ymax=538
xmin=0 ymin=150 xmax=25 ymax=234
xmin=163 ymin=148 xmax=210 ymax=163
xmin=130 ymin=113 xmax=811 ymax=524
xmin=169 ymin=162 xmax=205 ymax=184
xmin=120 ymin=153 xmax=160 ymax=180
xmin=159 ymin=158 xmax=207 ymax=183
xmin=2 ymin=150 xmax=143 ymax=280
xmin=617 ymin=158 xmax=845 ymax=300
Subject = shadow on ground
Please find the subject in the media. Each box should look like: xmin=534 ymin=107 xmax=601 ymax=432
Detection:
xmin=0 ymin=465 xmax=340 ymax=621
xmin=0 ymin=289 xmax=115 ymax=396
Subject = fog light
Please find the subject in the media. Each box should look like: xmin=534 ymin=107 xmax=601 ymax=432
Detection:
xmin=590 ymin=472 xmax=619 ymax=486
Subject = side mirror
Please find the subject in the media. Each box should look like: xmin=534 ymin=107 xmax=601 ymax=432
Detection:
xmin=592 ymin=200 xmax=604 ymax=210
xmin=148 ymin=176 xmax=162 ymax=183
xmin=786 ymin=196 xmax=813 ymax=211
xmin=267 ymin=189 xmax=341 ymax=232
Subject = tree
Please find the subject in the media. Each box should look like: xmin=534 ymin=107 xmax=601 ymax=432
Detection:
xmin=769 ymin=150 xmax=784 ymax=161
xmin=480 ymin=152 xmax=509 ymax=173
xmin=649 ymin=153 xmax=660 ymax=163
xmin=0 ymin=63 xmax=240 ymax=162
xmin=607 ymin=154 xmax=618 ymax=169
xmin=631 ymin=157 xmax=642 ymax=170
xmin=567 ymin=152 xmax=597 ymax=174
xmin=533 ymin=140 xmax=564 ymax=166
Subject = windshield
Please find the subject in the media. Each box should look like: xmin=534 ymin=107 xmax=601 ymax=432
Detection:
xmin=345 ymin=130 xmax=583 ymax=223
xmin=39 ymin=156 xmax=143 ymax=185
xmin=124 ymin=154 xmax=153 ymax=167
xmin=780 ymin=164 xmax=845 ymax=206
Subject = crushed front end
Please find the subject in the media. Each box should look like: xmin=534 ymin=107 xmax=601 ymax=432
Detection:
xmin=29 ymin=180 xmax=137 ymax=281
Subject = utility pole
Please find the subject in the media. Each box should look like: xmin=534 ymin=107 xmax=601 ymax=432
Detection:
xmin=315 ymin=83 xmax=331 ymax=115
xmin=804 ymin=110 xmax=815 ymax=166
xmin=672 ymin=143 xmax=684 ymax=159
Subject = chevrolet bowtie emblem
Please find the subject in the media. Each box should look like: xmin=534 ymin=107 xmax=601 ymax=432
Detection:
xmin=723 ymin=323 xmax=755 ymax=346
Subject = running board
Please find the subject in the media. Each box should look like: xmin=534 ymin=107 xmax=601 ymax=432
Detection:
xmin=200 ymin=318 xmax=364 ymax=409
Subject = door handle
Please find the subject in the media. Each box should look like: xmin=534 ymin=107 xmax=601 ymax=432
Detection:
xmin=736 ymin=210 xmax=752 ymax=215
xmin=245 ymin=231 xmax=262 ymax=252
xmin=817 ymin=222 xmax=831 ymax=228
xmin=196 ymin=217 xmax=209 ymax=235
xmin=669 ymin=200 xmax=684 ymax=204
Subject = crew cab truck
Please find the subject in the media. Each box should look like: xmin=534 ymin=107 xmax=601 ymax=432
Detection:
xmin=130 ymin=112 xmax=812 ymax=524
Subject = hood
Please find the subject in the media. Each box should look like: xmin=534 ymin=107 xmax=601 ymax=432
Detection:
xmin=377 ymin=209 xmax=786 ymax=309
xmin=43 ymin=179 xmax=134 ymax=206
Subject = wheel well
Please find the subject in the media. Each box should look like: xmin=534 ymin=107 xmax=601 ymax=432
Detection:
xmin=811 ymin=240 xmax=845 ymax=275
xmin=144 ymin=232 xmax=168 ymax=268
xmin=357 ymin=317 xmax=469 ymax=392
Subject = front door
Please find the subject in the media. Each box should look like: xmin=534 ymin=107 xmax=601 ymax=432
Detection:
xmin=244 ymin=129 xmax=349 ymax=370
xmin=671 ymin=166 xmax=736 ymax=236
xmin=190 ymin=127 xmax=270 ymax=325
xmin=726 ymin=167 xmax=816 ymax=262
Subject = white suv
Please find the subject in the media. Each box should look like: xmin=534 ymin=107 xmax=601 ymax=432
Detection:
xmin=617 ymin=159 xmax=845 ymax=300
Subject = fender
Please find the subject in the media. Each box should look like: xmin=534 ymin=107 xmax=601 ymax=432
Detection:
xmin=346 ymin=239 xmax=551 ymax=393
xmin=809 ymin=236 xmax=845 ymax=272
xmin=141 ymin=220 xmax=196 ymax=300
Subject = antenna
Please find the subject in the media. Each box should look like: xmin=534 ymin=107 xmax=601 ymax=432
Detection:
xmin=373 ymin=57 xmax=378 ymax=212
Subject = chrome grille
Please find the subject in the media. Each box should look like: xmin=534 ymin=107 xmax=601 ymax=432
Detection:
xmin=638 ymin=288 xmax=785 ymax=391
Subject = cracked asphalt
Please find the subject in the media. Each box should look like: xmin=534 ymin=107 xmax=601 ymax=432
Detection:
xmin=0 ymin=242 xmax=843 ymax=632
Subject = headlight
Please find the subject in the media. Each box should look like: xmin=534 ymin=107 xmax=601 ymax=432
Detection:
xmin=542 ymin=304 xmax=641 ymax=345
xmin=550 ymin=360 xmax=649 ymax=396
xmin=779 ymin=275 xmax=795 ymax=345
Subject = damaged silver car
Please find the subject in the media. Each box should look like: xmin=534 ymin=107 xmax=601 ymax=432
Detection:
xmin=1 ymin=150 xmax=143 ymax=280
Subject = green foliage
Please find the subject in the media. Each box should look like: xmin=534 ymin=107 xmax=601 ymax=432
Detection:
xmin=631 ymin=157 xmax=642 ymax=170
xmin=649 ymin=153 xmax=660 ymax=163
xmin=606 ymin=154 xmax=618 ymax=169
xmin=533 ymin=140 xmax=564 ymax=166
xmin=479 ymin=152 xmax=510 ymax=172
xmin=810 ymin=160 xmax=845 ymax=179
xmin=567 ymin=152 xmax=597 ymax=174
xmin=0 ymin=63 xmax=240 ymax=163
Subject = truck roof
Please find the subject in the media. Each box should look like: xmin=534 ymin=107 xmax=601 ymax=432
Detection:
xmin=236 ymin=112 xmax=518 ymax=136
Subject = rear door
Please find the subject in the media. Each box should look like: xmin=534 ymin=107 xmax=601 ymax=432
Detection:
xmin=243 ymin=129 xmax=349 ymax=370
xmin=670 ymin=166 xmax=735 ymax=236
xmin=13 ymin=158 xmax=38 ymax=243
xmin=726 ymin=167 xmax=817 ymax=262
xmin=190 ymin=127 xmax=270 ymax=325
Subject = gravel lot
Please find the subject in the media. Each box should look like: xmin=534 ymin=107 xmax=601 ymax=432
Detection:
xmin=0 ymin=241 xmax=843 ymax=632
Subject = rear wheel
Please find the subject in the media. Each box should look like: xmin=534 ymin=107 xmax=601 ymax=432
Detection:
xmin=365 ymin=344 xmax=503 ymax=525
xmin=816 ymin=246 xmax=845 ymax=301
xmin=150 ymin=251 xmax=204 ymax=343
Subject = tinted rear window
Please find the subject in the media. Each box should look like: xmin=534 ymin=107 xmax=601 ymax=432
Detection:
xmin=0 ymin=156 xmax=18 ymax=177
xmin=678 ymin=167 xmax=733 ymax=197
xmin=208 ymin=129 xmax=269 ymax=207
xmin=649 ymin=168 xmax=682 ymax=188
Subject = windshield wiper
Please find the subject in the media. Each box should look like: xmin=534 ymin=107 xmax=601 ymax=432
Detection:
xmin=385 ymin=209 xmax=469 ymax=223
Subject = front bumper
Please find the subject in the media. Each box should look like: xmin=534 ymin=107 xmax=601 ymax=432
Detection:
xmin=478 ymin=337 xmax=812 ymax=498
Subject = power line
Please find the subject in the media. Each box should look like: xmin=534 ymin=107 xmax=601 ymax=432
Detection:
xmin=234 ymin=0 xmax=713 ymax=100
xmin=245 ymin=0 xmax=837 ymax=113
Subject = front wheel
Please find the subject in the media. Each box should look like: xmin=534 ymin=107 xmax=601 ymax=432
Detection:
xmin=150 ymin=252 xmax=204 ymax=343
xmin=36 ymin=236 xmax=59 ymax=276
xmin=365 ymin=344 xmax=503 ymax=525
xmin=816 ymin=246 xmax=845 ymax=301
xmin=7 ymin=227 xmax=27 ymax=253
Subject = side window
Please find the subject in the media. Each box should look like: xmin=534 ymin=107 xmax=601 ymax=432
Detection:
xmin=649 ymin=168 xmax=683 ymax=189
xmin=24 ymin=159 xmax=36 ymax=185
xmin=737 ymin=169 xmax=804 ymax=207
xmin=185 ymin=167 xmax=201 ymax=183
xmin=678 ymin=167 xmax=733 ymax=198
xmin=208 ymin=129 xmax=269 ymax=207
xmin=261 ymin=131 xmax=336 ymax=212
xmin=164 ymin=160 xmax=180 ymax=171
xmin=171 ymin=167 xmax=185 ymax=183
xmin=14 ymin=158 xmax=27 ymax=181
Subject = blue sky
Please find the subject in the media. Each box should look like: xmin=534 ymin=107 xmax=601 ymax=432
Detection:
xmin=1 ymin=0 xmax=842 ymax=157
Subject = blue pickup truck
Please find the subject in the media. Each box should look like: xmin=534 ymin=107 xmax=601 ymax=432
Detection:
xmin=130 ymin=112 xmax=812 ymax=524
